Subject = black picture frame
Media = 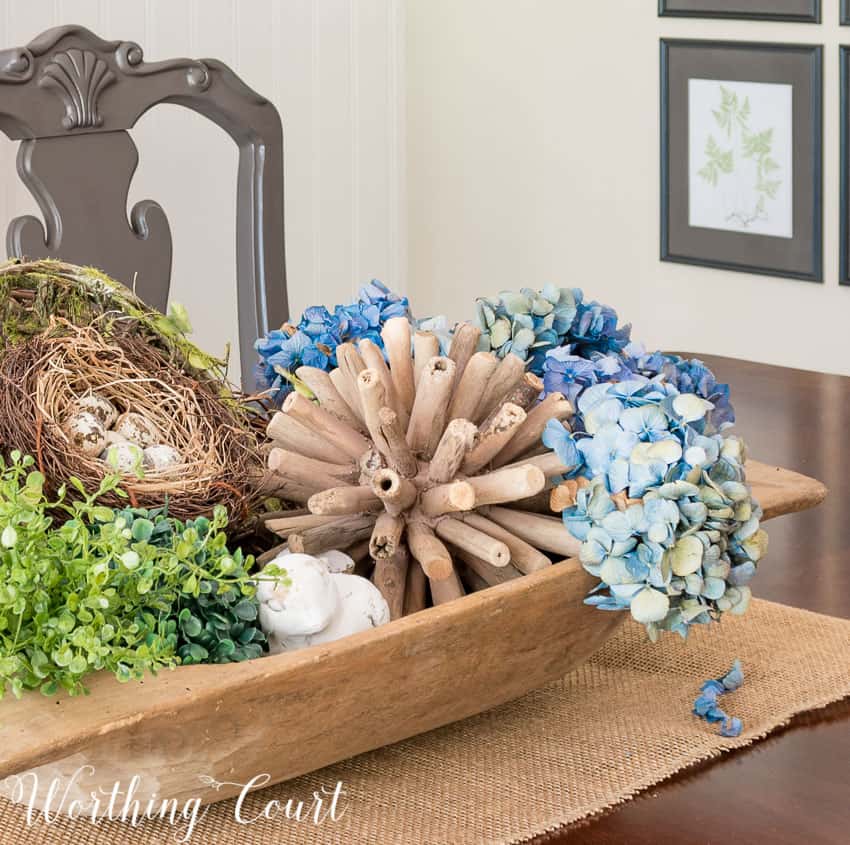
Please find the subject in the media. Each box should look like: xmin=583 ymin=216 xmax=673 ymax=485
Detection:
xmin=660 ymin=39 xmax=823 ymax=283
xmin=659 ymin=0 xmax=820 ymax=22
xmin=839 ymin=47 xmax=850 ymax=283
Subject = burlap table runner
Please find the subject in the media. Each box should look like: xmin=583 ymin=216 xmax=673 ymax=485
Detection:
xmin=2 ymin=597 xmax=849 ymax=844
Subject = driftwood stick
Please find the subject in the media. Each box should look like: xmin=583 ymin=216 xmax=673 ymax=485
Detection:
xmin=413 ymin=331 xmax=440 ymax=386
xmin=329 ymin=369 xmax=362 ymax=426
xmin=283 ymin=393 xmax=371 ymax=461
xmin=452 ymin=546 xmax=523 ymax=587
xmin=256 ymin=469 xmax=314 ymax=504
xmin=511 ymin=488 xmax=557 ymax=514
xmin=468 ymin=464 xmax=546 ymax=507
xmin=500 ymin=450 xmax=578 ymax=479
xmin=406 ymin=356 xmax=456 ymax=459
xmin=265 ymin=512 xmax=342 ymax=537
xmin=377 ymin=407 xmax=419 ymax=478
xmin=268 ymin=448 xmax=358 ymax=492
xmin=372 ymin=468 xmax=419 ymax=516
xmin=429 ymin=565 xmax=465 ymax=605
xmin=259 ymin=507 xmax=309 ymax=521
xmin=459 ymin=512 xmax=552 ymax=573
xmin=381 ymin=317 xmax=416 ymax=415
xmin=369 ymin=512 xmax=405 ymax=559
xmin=406 ymin=521 xmax=453 ymax=580
xmin=461 ymin=402 xmax=527 ymax=475
xmin=308 ymin=485 xmax=382 ymax=516
xmin=446 ymin=351 xmax=499 ymax=422
xmin=373 ymin=545 xmax=409 ymax=620
xmin=474 ymin=353 xmax=526 ymax=423
xmin=480 ymin=505 xmax=582 ymax=556
xmin=266 ymin=412 xmax=352 ymax=465
xmin=359 ymin=338 xmax=407 ymax=427
xmin=419 ymin=480 xmax=476 ymax=517
xmin=334 ymin=343 xmax=368 ymax=423
xmin=457 ymin=562 xmax=491 ymax=593
xmin=434 ymin=517 xmax=510 ymax=567
xmin=447 ymin=322 xmax=482 ymax=385
xmin=288 ymin=514 xmax=376 ymax=555
xmin=497 ymin=371 xmax=544 ymax=412
xmin=294 ymin=366 xmax=364 ymax=431
xmin=357 ymin=369 xmax=392 ymax=457
xmin=403 ymin=558 xmax=428 ymax=615
xmin=494 ymin=393 xmax=574 ymax=467
xmin=428 ymin=418 xmax=478 ymax=484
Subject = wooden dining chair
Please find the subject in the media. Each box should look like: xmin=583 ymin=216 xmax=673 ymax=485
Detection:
xmin=0 ymin=24 xmax=288 ymax=388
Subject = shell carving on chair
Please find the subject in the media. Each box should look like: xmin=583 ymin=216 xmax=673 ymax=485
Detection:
xmin=39 ymin=48 xmax=116 ymax=129
xmin=262 ymin=318 xmax=581 ymax=617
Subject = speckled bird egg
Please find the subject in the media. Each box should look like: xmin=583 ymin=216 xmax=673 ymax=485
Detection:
xmin=63 ymin=411 xmax=107 ymax=457
xmin=105 ymin=430 xmax=128 ymax=446
xmin=143 ymin=444 xmax=182 ymax=472
xmin=71 ymin=393 xmax=118 ymax=428
xmin=114 ymin=412 xmax=161 ymax=448
xmin=101 ymin=442 xmax=145 ymax=474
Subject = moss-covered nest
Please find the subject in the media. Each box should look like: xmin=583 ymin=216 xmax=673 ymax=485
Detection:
xmin=0 ymin=258 xmax=225 ymax=376
xmin=0 ymin=259 xmax=267 ymax=528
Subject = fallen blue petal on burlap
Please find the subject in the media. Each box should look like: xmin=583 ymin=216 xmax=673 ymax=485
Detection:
xmin=693 ymin=659 xmax=745 ymax=737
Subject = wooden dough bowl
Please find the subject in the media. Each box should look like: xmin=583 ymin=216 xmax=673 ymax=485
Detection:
xmin=0 ymin=460 xmax=826 ymax=810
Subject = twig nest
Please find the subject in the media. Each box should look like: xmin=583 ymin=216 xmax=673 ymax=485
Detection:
xmin=114 ymin=412 xmax=161 ymax=448
xmin=143 ymin=444 xmax=183 ymax=472
xmin=102 ymin=442 xmax=145 ymax=474
xmin=256 ymin=553 xmax=339 ymax=639
xmin=63 ymin=411 xmax=107 ymax=457
xmin=71 ymin=393 xmax=118 ymax=428
xmin=0 ymin=317 xmax=263 ymax=526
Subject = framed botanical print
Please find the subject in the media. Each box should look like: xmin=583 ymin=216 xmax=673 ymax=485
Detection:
xmin=659 ymin=1 xmax=820 ymax=22
xmin=660 ymin=40 xmax=823 ymax=282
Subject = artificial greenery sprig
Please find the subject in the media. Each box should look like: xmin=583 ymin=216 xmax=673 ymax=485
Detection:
xmin=0 ymin=452 xmax=275 ymax=699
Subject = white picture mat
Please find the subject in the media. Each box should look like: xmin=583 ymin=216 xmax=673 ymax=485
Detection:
xmin=688 ymin=78 xmax=793 ymax=239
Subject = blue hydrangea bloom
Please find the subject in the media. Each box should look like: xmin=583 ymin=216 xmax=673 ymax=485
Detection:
xmin=547 ymin=379 xmax=765 ymax=640
xmin=475 ymin=285 xmax=631 ymax=372
xmin=254 ymin=281 xmax=411 ymax=402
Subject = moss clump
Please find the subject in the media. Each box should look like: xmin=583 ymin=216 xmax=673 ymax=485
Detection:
xmin=0 ymin=258 xmax=228 ymax=382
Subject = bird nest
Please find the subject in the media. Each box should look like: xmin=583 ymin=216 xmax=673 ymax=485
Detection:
xmin=0 ymin=319 xmax=264 ymax=525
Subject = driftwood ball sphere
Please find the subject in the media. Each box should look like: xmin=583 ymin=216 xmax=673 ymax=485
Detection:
xmin=263 ymin=318 xmax=580 ymax=620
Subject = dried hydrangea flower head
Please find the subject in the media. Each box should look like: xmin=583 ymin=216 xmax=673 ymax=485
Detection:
xmin=254 ymin=281 xmax=412 ymax=403
xmin=476 ymin=286 xmax=631 ymax=372
xmin=545 ymin=378 xmax=765 ymax=639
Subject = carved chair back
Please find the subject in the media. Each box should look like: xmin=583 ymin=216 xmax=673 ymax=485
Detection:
xmin=0 ymin=25 xmax=288 ymax=387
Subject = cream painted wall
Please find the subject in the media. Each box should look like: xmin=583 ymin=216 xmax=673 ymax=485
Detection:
xmin=0 ymin=0 xmax=406 ymax=381
xmin=405 ymin=0 xmax=850 ymax=375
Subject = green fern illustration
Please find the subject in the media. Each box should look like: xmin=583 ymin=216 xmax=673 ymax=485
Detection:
xmin=697 ymin=84 xmax=782 ymax=228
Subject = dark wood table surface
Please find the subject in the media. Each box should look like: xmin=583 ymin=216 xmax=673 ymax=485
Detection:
xmin=543 ymin=355 xmax=850 ymax=845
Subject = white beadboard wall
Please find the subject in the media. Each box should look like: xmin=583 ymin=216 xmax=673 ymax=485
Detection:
xmin=0 ymin=0 xmax=406 ymax=379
